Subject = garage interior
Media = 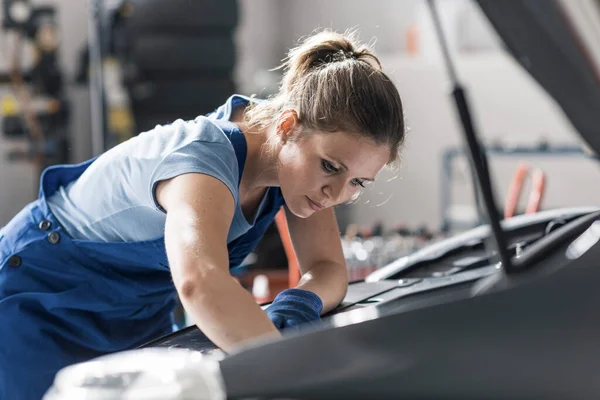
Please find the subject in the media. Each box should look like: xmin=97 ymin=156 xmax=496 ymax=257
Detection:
xmin=2 ymin=0 xmax=600 ymax=399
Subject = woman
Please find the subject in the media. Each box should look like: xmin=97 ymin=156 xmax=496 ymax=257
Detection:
xmin=0 ymin=29 xmax=405 ymax=399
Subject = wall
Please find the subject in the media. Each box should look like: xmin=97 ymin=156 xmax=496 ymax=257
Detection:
xmin=235 ymin=0 xmax=421 ymax=94
xmin=278 ymin=0 xmax=419 ymax=54
xmin=352 ymin=52 xmax=600 ymax=231
xmin=1 ymin=0 xmax=599 ymax=231
xmin=234 ymin=0 xmax=282 ymax=94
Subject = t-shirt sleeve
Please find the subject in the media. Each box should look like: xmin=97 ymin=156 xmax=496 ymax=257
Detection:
xmin=150 ymin=140 xmax=239 ymax=213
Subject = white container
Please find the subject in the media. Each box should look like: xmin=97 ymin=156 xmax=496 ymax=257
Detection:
xmin=43 ymin=348 xmax=225 ymax=400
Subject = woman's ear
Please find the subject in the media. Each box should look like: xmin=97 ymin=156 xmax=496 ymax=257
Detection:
xmin=276 ymin=109 xmax=299 ymax=144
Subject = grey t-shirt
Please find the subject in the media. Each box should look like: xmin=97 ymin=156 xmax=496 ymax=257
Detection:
xmin=47 ymin=95 xmax=264 ymax=243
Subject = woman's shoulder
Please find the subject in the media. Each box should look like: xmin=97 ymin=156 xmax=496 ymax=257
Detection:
xmin=133 ymin=115 xmax=235 ymax=156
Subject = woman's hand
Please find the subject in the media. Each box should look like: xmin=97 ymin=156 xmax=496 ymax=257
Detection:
xmin=265 ymin=288 xmax=323 ymax=329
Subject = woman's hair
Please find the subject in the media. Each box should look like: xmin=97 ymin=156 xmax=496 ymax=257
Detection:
xmin=245 ymin=29 xmax=406 ymax=165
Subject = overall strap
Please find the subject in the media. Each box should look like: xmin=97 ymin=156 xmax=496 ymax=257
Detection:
xmin=209 ymin=119 xmax=246 ymax=185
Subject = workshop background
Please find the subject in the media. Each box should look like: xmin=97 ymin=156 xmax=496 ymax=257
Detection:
xmin=1 ymin=0 xmax=600 ymax=302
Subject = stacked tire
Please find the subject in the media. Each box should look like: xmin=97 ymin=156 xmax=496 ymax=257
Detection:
xmin=116 ymin=0 xmax=238 ymax=132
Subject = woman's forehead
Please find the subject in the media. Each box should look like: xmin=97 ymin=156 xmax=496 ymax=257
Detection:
xmin=314 ymin=130 xmax=384 ymax=153
xmin=311 ymin=131 xmax=390 ymax=170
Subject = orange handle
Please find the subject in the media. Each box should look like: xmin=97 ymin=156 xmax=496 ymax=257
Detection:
xmin=525 ymin=169 xmax=545 ymax=214
xmin=504 ymin=162 xmax=529 ymax=219
xmin=274 ymin=207 xmax=301 ymax=288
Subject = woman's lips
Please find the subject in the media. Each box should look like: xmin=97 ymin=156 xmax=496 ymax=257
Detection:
xmin=306 ymin=196 xmax=324 ymax=211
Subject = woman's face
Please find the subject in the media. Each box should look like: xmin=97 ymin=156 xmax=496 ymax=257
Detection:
xmin=277 ymin=128 xmax=391 ymax=218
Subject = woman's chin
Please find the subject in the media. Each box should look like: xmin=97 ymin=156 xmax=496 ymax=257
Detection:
xmin=286 ymin=199 xmax=314 ymax=219
xmin=290 ymin=207 xmax=313 ymax=219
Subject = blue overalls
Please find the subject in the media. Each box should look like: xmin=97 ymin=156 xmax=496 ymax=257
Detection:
xmin=0 ymin=118 xmax=285 ymax=399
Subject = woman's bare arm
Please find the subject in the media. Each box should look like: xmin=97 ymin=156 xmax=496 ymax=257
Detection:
xmin=284 ymin=206 xmax=349 ymax=313
xmin=156 ymin=173 xmax=280 ymax=352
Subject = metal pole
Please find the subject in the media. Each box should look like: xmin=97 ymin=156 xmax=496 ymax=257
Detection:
xmin=426 ymin=0 xmax=514 ymax=272
xmin=88 ymin=0 xmax=105 ymax=155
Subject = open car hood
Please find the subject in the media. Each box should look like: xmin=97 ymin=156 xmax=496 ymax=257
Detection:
xmin=476 ymin=0 xmax=600 ymax=155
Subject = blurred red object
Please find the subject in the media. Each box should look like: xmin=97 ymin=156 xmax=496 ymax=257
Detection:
xmin=504 ymin=162 xmax=546 ymax=218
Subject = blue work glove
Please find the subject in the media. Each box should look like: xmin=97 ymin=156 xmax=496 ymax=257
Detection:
xmin=265 ymin=288 xmax=323 ymax=330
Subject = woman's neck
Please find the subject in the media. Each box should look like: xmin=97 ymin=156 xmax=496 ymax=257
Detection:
xmin=231 ymin=111 xmax=280 ymax=192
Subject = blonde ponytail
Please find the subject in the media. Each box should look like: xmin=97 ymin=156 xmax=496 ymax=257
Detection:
xmin=245 ymin=29 xmax=405 ymax=164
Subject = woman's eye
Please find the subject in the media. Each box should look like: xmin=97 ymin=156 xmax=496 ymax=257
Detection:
xmin=350 ymin=179 xmax=366 ymax=188
xmin=321 ymin=159 xmax=338 ymax=173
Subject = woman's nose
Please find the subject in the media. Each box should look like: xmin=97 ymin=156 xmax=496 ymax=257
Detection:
xmin=322 ymin=181 xmax=346 ymax=204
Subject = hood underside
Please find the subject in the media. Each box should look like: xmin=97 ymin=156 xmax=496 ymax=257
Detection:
xmin=476 ymin=0 xmax=600 ymax=156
